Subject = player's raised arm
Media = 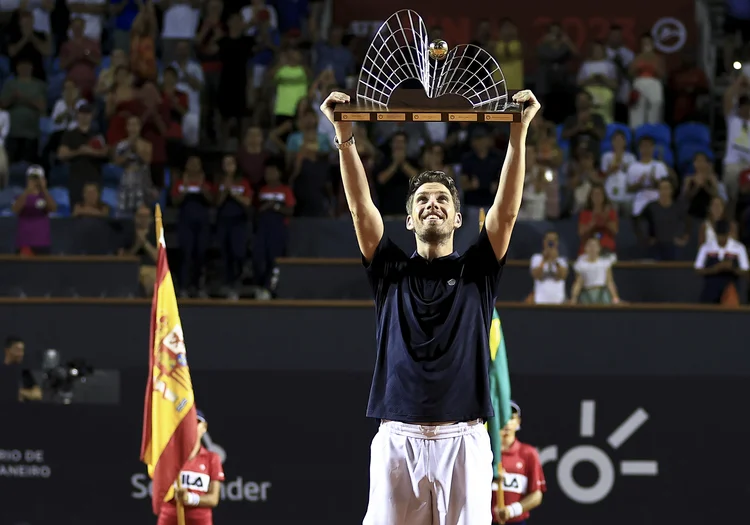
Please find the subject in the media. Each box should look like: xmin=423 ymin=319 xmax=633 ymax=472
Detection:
xmin=484 ymin=90 xmax=541 ymax=261
xmin=320 ymin=92 xmax=384 ymax=262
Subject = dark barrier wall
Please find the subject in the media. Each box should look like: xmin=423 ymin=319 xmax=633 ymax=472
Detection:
xmin=2 ymin=371 xmax=749 ymax=525
xmin=2 ymin=300 xmax=750 ymax=376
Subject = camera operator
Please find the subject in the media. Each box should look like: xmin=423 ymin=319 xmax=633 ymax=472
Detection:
xmin=2 ymin=336 xmax=41 ymax=403
xmin=529 ymin=231 xmax=569 ymax=304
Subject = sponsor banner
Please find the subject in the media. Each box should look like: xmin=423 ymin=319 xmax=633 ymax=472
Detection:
xmin=2 ymin=372 xmax=749 ymax=524
xmin=334 ymin=1 xmax=696 ymax=70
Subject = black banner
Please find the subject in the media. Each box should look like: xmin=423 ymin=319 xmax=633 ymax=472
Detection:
xmin=2 ymin=372 xmax=748 ymax=525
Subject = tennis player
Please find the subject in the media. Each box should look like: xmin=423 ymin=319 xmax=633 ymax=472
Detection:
xmin=157 ymin=410 xmax=225 ymax=525
xmin=492 ymin=402 xmax=546 ymax=524
xmin=320 ymin=90 xmax=539 ymax=525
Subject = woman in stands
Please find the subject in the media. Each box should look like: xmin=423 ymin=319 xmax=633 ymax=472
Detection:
xmin=106 ymin=66 xmax=138 ymax=147
xmin=570 ymin=237 xmax=621 ymax=305
xmin=12 ymin=165 xmax=57 ymax=255
xmin=72 ymin=182 xmax=110 ymax=218
xmin=698 ymin=196 xmax=738 ymax=245
xmin=628 ymin=33 xmax=666 ymax=128
xmin=578 ymin=184 xmax=618 ymax=255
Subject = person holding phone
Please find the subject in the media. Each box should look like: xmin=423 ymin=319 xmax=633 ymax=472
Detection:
xmin=529 ymin=231 xmax=569 ymax=304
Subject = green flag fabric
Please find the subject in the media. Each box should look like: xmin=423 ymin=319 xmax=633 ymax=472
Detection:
xmin=487 ymin=308 xmax=512 ymax=478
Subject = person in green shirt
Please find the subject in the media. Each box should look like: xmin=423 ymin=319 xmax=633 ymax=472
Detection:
xmin=0 ymin=57 xmax=47 ymax=164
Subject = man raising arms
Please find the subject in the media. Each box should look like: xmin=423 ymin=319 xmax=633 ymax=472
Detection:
xmin=320 ymin=90 xmax=540 ymax=525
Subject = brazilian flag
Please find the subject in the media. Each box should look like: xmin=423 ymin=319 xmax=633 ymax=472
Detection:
xmin=486 ymin=308 xmax=512 ymax=478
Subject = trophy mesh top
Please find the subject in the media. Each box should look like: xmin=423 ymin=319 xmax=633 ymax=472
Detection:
xmin=357 ymin=9 xmax=509 ymax=111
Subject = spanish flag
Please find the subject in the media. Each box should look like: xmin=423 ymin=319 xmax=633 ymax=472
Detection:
xmin=140 ymin=205 xmax=198 ymax=515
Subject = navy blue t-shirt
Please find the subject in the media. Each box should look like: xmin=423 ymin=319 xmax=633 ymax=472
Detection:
xmin=363 ymin=228 xmax=504 ymax=422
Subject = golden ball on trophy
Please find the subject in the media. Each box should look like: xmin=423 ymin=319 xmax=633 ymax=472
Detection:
xmin=429 ymin=39 xmax=448 ymax=61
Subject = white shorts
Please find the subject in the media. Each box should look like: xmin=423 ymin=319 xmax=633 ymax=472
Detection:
xmin=362 ymin=419 xmax=493 ymax=525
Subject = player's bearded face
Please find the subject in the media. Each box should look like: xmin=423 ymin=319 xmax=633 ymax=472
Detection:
xmin=407 ymin=183 xmax=461 ymax=243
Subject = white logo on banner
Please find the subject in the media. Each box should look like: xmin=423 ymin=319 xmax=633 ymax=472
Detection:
xmin=0 ymin=449 xmax=51 ymax=478
xmin=651 ymin=18 xmax=687 ymax=54
xmin=539 ymin=400 xmax=658 ymax=504
xmin=130 ymin=431 xmax=272 ymax=503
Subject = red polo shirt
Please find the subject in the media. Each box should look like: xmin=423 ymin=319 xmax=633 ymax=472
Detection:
xmin=492 ymin=439 xmax=547 ymax=523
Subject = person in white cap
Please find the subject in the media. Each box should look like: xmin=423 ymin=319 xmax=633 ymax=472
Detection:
xmin=11 ymin=165 xmax=57 ymax=254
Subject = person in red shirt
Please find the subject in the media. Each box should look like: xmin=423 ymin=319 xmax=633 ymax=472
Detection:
xmin=253 ymin=159 xmax=296 ymax=298
xmin=158 ymin=409 xmax=224 ymax=525
xmin=578 ymin=183 xmax=618 ymax=255
xmin=492 ymin=402 xmax=546 ymax=525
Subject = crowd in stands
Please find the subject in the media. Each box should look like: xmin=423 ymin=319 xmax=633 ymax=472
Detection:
xmin=0 ymin=1 xmax=747 ymax=303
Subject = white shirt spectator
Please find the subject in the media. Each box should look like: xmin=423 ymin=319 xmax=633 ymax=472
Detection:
xmin=67 ymin=0 xmax=106 ymax=41
xmin=50 ymin=98 xmax=85 ymax=132
xmin=518 ymin=179 xmax=547 ymax=221
xmin=29 ymin=0 xmax=52 ymax=34
xmin=529 ymin=253 xmax=568 ymax=304
xmin=627 ymin=159 xmax=668 ymax=216
xmin=161 ymin=0 xmax=199 ymax=39
xmin=606 ymin=45 xmax=635 ymax=104
xmin=694 ymin=238 xmax=750 ymax=271
xmin=601 ymin=150 xmax=636 ymax=204
xmin=573 ymin=255 xmax=614 ymax=288
xmin=577 ymin=59 xmax=617 ymax=85
xmin=723 ymin=115 xmax=750 ymax=166
xmin=242 ymin=3 xmax=278 ymax=37
xmin=169 ymin=60 xmax=203 ymax=116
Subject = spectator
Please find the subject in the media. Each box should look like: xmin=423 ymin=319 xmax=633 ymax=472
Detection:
xmin=119 ymin=203 xmax=158 ymax=297
xmin=627 ymin=136 xmax=669 ymax=218
xmin=567 ymin=149 xmax=603 ymax=214
xmin=7 ymin=9 xmax=50 ymax=81
xmin=518 ymin=144 xmax=553 ymax=221
xmin=669 ymin=52 xmax=709 ymax=124
xmin=172 ymin=155 xmax=212 ymax=298
xmin=560 ymin=90 xmax=606 ymax=158
xmin=253 ymin=159 xmax=295 ymax=300
xmin=492 ymin=18 xmax=523 ymax=91
xmin=248 ymin=2 xmax=280 ymax=114
xmin=605 ymin=24 xmax=635 ymax=124
xmin=11 ymin=165 xmax=56 ymax=255
xmin=375 ymin=131 xmax=420 ymax=217
xmin=0 ymin=109 xmax=9 ymax=188
xmin=113 ymin=115 xmax=153 ymax=216
xmin=643 ymin=179 xmax=689 ymax=260
xmin=722 ymin=0 xmax=750 ymax=75
xmin=105 ymin=65 xmax=137 ymax=146
xmin=313 ymin=25 xmax=353 ymax=88
xmin=578 ymin=183 xmax=618 ymax=254
xmin=529 ymin=231 xmax=568 ymax=305
xmin=160 ymin=0 xmax=200 ymax=65
xmin=216 ymin=154 xmax=252 ymax=299
xmin=337 ymin=124 xmax=377 ymax=216
xmin=695 ymin=219 xmax=749 ymax=305
xmin=170 ymin=39 xmax=202 ymax=147
xmin=309 ymin=68 xmax=339 ymax=144
xmin=3 ymin=336 xmax=41 ymax=402
xmin=95 ymin=48 xmax=127 ymax=96
xmin=420 ymin=143 xmax=455 ymax=182
xmin=274 ymin=0 xmax=311 ymax=37
xmin=161 ymin=66 xmax=189 ymax=178
xmin=110 ymin=0 xmax=140 ymax=51
xmin=460 ymin=127 xmax=504 ymax=209
xmin=290 ymin=121 xmax=334 ymax=217
xmin=722 ymin=77 xmax=750 ymax=216
xmin=628 ymin=33 xmax=665 ymax=128
xmin=241 ymin=0 xmax=278 ymax=37
xmin=135 ymin=81 xmax=168 ymax=187
xmin=527 ymin=110 xmax=562 ymax=169
xmin=0 ymin=57 xmax=46 ymax=163
xmin=272 ymin=48 xmax=310 ymax=127
xmin=194 ymin=0 xmax=224 ymax=144
xmin=682 ymin=153 xmax=725 ymax=222
xmin=536 ymin=22 xmax=576 ymax=124
xmin=601 ymin=130 xmax=636 ymax=213
xmin=72 ymin=181 xmax=108 ymax=217
xmin=58 ymin=102 xmax=108 ymax=206
xmin=283 ymin=110 xmax=329 ymax=169
xmin=60 ymin=17 xmax=100 ymax=99
xmin=67 ymin=0 xmax=107 ymax=42
xmin=699 ymin=196 xmax=738 ymax=245
xmin=217 ymin=11 xmax=252 ymax=142
xmin=570 ymin=237 xmax=621 ymax=304
xmin=129 ymin=0 xmax=157 ymax=83
xmin=237 ymin=125 xmax=268 ymax=191
xmin=43 ymin=78 xmax=84 ymax=167
xmin=577 ymin=41 xmax=617 ymax=123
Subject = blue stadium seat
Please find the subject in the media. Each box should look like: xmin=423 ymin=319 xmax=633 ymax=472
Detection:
xmin=101 ymin=186 xmax=119 ymax=209
xmin=634 ymin=123 xmax=672 ymax=148
xmin=556 ymin=124 xmax=570 ymax=156
xmin=0 ymin=55 xmax=10 ymax=77
xmin=50 ymin=57 xmax=61 ymax=75
xmin=48 ymin=186 xmax=71 ymax=216
xmin=677 ymin=143 xmax=714 ymax=174
xmin=673 ymin=122 xmax=711 ymax=147
xmin=0 ymin=186 xmax=22 ymax=214
xmin=8 ymin=162 xmax=30 ymax=187
xmin=102 ymin=163 xmax=124 ymax=187
xmin=39 ymin=117 xmax=54 ymax=136
xmin=604 ymin=123 xmax=633 ymax=147
xmin=97 ymin=55 xmax=111 ymax=76
xmin=49 ymin=164 xmax=70 ymax=186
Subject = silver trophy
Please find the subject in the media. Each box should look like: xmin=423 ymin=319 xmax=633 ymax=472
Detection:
xmin=334 ymin=9 xmax=520 ymax=123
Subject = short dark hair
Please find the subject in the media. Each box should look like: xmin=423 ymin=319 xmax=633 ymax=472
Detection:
xmin=405 ymin=171 xmax=460 ymax=214
xmin=4 ymin=336 xmax=22 ymax=349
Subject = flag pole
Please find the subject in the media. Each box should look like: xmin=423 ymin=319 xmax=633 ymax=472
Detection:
xmin=153 ymin=204 xmax=187 ymax=525
xmin=480 ymin=207 xmax=506 ymax=515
